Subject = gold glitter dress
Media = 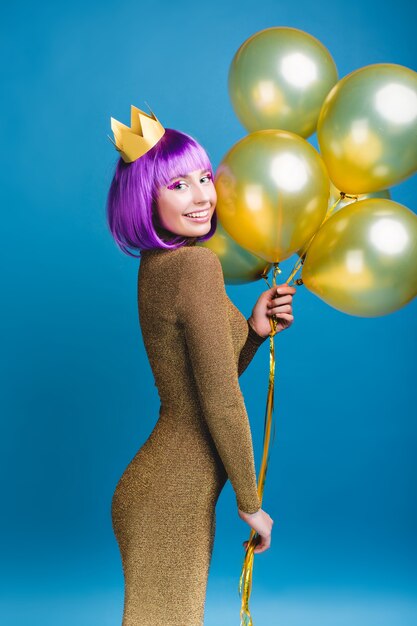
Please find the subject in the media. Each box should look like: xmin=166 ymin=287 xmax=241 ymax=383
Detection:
xmin=111 ymin=242 xmax=267 ymax=626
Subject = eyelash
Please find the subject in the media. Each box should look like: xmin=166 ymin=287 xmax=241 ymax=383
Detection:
xmin=168 ymin=173 xmax=212 ymax=190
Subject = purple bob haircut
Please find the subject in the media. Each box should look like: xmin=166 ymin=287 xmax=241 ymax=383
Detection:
xmin=106 ymin=128 xmax=218 ymax=257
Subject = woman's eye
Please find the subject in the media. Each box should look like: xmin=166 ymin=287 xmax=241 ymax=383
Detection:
xmin=167 ymin=181 xmax=187 ymax=190
xmin=167 ymin=173 xmax=212 ymax=190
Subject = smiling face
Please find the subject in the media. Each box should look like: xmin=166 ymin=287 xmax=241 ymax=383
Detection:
xmin=155 ymin=168 xmax=217 ymax=238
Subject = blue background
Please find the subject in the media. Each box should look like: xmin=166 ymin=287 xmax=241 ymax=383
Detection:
xmin=1 ymin=0 xmax=416 ymax=624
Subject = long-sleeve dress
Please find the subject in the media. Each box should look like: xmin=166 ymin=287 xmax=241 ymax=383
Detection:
xmin=111 ymin=240 xmax=268 ymax=626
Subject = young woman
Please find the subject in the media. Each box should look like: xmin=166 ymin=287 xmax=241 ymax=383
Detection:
xmin=107 ymin=118 xmax=295 ymax=625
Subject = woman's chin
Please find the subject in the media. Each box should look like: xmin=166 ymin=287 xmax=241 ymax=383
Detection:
xmin=183 ymin=221 xmax=212 ymax=237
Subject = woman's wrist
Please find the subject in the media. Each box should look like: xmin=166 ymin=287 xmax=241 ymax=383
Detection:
xmin=247 ymin=316 xmax=269 ymax=341
xmin=238 ymin=505 xmax=261 ymax=517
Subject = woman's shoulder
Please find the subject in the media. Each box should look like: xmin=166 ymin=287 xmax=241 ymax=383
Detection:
xmin=139 ymin=244 xmax=222 ymax=280
xmin=175 ymin=246 xmax=226 ymax=313
xmin=176 ymin=245 xmax=223 ymax=276
xmin=178 ymin=244 xmax=219 ymax=262
xmin=143 ymin=243 xmax=221 ymax=270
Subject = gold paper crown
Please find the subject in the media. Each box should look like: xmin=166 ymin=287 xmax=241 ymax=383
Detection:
xmin=108 ymin=102 xmax=165 ymax=163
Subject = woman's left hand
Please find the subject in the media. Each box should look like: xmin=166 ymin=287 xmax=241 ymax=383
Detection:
xmin=248 ymin=283 xmax=296 ymax=338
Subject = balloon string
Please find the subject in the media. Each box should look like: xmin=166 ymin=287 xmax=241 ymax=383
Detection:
xmin=238 ymin=198 xmax=357 ymax=623
xmin=238 ymin=195 xmax=359 ymax=622
xmin=285 ymin=192 xmax=359 ymax=286
xmin=238 ymin=263 xmax=280 ymax=626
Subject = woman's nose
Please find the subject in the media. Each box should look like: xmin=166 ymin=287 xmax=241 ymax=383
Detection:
xmin=192 ymin=184 xmax=211 ymax=205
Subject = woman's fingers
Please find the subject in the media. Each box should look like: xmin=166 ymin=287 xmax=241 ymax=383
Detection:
xmin=254 ymin=535 xmax=271 ymax=553
xmin=240 ymin=508 xmax=274 ymax=554
xmin=275 ymin=284 xmax=296 ymax=295
xmin=270 ymin=314 xmax=294 ymax=323
xmin=268 ymin=303 xmax=293 ymax=314
xmin=267 ymin=294 xmax=293 ymax=307
xmin=242 ymin=534 xmax=271 ymax=553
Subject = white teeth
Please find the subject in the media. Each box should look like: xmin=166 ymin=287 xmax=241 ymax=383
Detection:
xmin=185 ymin=210 xmax=209 ymax=218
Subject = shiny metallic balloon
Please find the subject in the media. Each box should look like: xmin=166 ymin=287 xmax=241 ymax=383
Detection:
xmin=317 ymin=63 xmax=417 ymax=194
xmin=199 ymin=220 xmax=272 ymax=284
xmin=228 ymin=26 xmax=338 ymax=138
xmin=215 ymin=129 xmax=330 ymax=263
xmin=301 ymin=198 xmax=417 ymax=316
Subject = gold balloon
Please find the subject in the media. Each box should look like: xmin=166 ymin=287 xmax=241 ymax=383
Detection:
xmin=317 ymin=63 xmax=417 ymax=194
xmin=215 ymin=130 xmax=330 ymax=264
xmin=301 ymin=198 xmax=417 ymax=317
xmin=228 ymin=26 xmax=338 ymax=138
xmin=198 ymin=221 xmax=272 ymax=284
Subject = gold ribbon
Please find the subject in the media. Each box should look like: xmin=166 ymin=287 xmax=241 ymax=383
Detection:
xmin=238 ymin=263 xmax=280 ymax=626
xmin=238 ymin=192 xmax=357 ymax=624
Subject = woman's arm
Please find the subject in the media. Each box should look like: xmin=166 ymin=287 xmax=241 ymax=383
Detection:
xmin=238 ymin=318 xmax=268 ymax=377
xmin=176 ymin=247 xmax=261 ymax=514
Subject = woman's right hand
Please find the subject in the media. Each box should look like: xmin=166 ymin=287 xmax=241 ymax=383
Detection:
xmin=238 ymin=507 xmax=274 ymax=554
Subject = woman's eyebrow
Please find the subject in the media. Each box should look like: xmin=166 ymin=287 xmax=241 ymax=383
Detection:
xmin=169 ymin=169 xmax=209 ymax=182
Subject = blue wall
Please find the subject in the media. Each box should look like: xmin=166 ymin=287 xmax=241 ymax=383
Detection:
xmin=1 ymin=0 xmax=416 ymax=624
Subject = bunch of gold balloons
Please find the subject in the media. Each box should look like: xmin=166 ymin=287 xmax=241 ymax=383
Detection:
xmin=206 ymin=26 xmax=417 ymax=317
